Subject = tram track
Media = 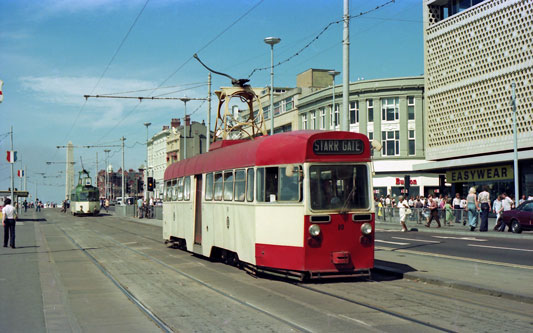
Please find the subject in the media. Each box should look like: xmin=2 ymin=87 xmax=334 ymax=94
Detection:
xmin=92 ymin=217 xmax=459 ymax=332
xmin=56 ymin=217 xmax=313 ymax=333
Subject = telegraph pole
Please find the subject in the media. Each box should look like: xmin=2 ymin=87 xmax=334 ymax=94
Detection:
xmin=341 ymin=0 xmax=350 ymax=131
xmin=104 ymin=149 xmax=111 ymax=199
xmin=207 ymin=72 xmax=212 ymax=152
xmin=121 ymin=137 xmax=126 ymax=203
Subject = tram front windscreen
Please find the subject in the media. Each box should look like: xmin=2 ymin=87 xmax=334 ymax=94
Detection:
xmin=309 ymin=165 xmax=369 ymax=211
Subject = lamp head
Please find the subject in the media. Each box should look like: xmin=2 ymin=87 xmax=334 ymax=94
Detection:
xmin=264 ymin=37 xmax=281 ymax=46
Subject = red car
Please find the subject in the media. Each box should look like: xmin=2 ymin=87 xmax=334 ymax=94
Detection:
xmin=501 ymin=200 xmax=533 ymax=233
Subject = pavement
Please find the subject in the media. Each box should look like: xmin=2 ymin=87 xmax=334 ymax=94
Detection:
xmin=374 ymin=216 xmax=533 ymax=304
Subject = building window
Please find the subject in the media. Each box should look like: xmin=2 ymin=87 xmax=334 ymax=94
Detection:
xmin=409 ymin=130 xmax=416 ymax=155
xmin=367 ymin=99 xmax=374 ymax=123
xmin=407 ymin=96 xmax=415 ymax=120
xmin=331 ymin=104 xmax=339 ymax=129
xmin=274 ymin=102 xmax=281 ymax=116
xmin=320 ymin=108 xmax=326 ymax=130
xmin=382 ymin=130 xmax=400 ymax=156
xmin=381 ymin=97 xmax=399 ymax=122
xmin=310 ymin=111 xmax=316 ymax=130
xmin=368 ymin=132 xmax=374 ymax=156
xmin=350 ymin=101 xmax=359 ymax=124
xmin=285 ymin=97 xmax=293 ymax=111
xmin=302 ymin=114 xmax=308 ymax=130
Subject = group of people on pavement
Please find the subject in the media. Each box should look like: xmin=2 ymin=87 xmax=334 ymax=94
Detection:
xmin=137 ymin=197 xmax=155 ymax=219
xmin=376 ymin=189 xmax=531 ymax=233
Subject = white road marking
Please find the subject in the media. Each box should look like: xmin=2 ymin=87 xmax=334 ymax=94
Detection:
xmin=432 ymin=236 xmax=488 ymax=242
xmin=392 ymin=237 xmax=441 ymax=244
xmin=468 ymin=244 xmax=533 ymax=252
xmin=338 ymin=314 xmax=371 ymax=327
xmin=375 ymin=240 xmax=410 ymax=246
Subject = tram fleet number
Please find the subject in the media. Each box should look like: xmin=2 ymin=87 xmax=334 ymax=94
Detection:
xmin=313 ymin=139 xmax=364 ymax=155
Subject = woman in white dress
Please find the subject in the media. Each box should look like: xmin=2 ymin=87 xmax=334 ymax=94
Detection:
xmin=397 ymin=195 xmax=410 ymax=232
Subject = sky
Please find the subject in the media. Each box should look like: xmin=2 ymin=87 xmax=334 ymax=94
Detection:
xmin=0 ymin=0 xmax=423 ymax=203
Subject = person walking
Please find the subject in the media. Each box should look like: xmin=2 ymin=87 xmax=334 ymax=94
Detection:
xmin=478 ymin=186 xmax=491 ymax=232
xmin=23 ymin=200 xmax=28 ymax=213
xmin=492 ymin=195 xmax=504 ymax=231
xmin=444 ymin=198 xmax=455 ymax=226
xmin=425 ymin=195 xmax=441 ymax=228
xmin=397 ymin=195 xmax=410 ymax=232
xmin=500 ymin=193 xmax=514 ymax=232
xmin=2 ymin=198 xmax=17 ymax=248
xmin=452 ymin=193 xmax=461 ymax=223
xmin=104 ymin=198 xmax=109 ymax=213
xmin=35 ymin=199 xmax=41 ymax=212
xmin=466 ymin=187 xmax=479 ymax=231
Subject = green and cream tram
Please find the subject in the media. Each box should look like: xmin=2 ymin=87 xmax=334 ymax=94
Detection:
xmin=70 ymin=170 xmax=100 ymax=216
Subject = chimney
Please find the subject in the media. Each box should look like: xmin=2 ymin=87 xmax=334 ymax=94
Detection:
xmin=171 ymin=118 xmax=180 ymax=128
xmin=162 ymin=125 xmax=169 ymax=130
xmin=185 ymin=115 xmax=191 ymax=126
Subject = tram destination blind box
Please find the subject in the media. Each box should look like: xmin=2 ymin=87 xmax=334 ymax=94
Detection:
xmin=312 ymin=139 xmax=364 ymax=155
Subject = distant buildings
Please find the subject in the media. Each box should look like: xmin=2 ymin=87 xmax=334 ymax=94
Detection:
xmin=97 ymin=168 xmax=143 ymax=200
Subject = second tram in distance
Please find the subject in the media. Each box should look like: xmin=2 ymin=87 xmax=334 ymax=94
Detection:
xmin=163 ymin=130 xmax=374 ymax=280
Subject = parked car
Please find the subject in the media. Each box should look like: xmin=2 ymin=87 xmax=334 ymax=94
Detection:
xmin=501 ymin=200 xmax=533 ymax=233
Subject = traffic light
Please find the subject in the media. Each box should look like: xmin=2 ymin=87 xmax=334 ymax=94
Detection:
xmin=147 ymin=177 xmax=154 ymax=191
xmin=404 ymin=175 xmax=410 ymax=194
xmin=137 ymin=179 xmax=143 ymax=193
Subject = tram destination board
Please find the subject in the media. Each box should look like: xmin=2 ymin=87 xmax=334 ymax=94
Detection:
xmin=312 ymin=139 xmax=364 ymax=155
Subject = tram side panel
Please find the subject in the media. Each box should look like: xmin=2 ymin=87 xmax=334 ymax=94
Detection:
xmin=254 ymin=204 xmax=305 ymax=270
xmin=232 ymin=203 xmax=256 ymax=265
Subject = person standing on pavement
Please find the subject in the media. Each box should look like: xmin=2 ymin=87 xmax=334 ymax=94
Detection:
xmin=492 ymin=195 xmax=504 ymax=231
xmin=466 ymin=187 xmax=479 ymax=231
xmin=453 ymin=193 xmax=462 ymax=223
xmin=104 ymin=198 xmax=109 ymax=213
xmin=35 ymin=199 xmax=41 ymax=212
xmin=425 ymin=195 xmax=441 ymax=228
xmin=397 ymin=195 xmax=410 ymax=232
xmin=137 ymin=197 xmax=144 ymax=219
xmin=2 ymin=198 xmax=17 ymax=248
xmin=444 ymin=198 xmax=455 ymax=226
xmin=23 ymin=200 xmax=27 ymax=213
xmin=500 ymin=193 xmax=514 ymax=232
xmin=478 ymin=186 xmax=491 ymax=232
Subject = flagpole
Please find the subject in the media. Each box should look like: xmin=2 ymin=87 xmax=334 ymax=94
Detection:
xmin=10 ymin=125 xmax=14 ymax=203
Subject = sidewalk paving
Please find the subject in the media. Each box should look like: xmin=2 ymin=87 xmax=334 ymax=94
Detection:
xmin=374 ymin=216 xmax=533 ymax=304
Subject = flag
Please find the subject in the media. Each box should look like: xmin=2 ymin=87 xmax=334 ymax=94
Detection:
xmin=17 ymin=170 xmax=24 ymax=177
xmin=6 ymin=150 xmax=17 ymax=163
xmin=0 ymin=80 xmax=3 ymax=103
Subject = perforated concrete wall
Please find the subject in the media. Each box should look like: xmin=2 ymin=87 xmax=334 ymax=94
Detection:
xmin=424 ymin=0 xmax=533 ymax=160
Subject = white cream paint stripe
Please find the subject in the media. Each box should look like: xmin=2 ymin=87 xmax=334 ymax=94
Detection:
xmin=375 ymin=240 xmax=410 ymax=246
xmin=392 ymin=237 xmax=441 ymax=244
xmin=468 ymin=244 xmax=533 ymax=252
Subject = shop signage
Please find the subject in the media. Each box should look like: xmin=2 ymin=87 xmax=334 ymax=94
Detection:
xmin=312 ymin=139 xmax=364 ymax=155
xmin=446 ymin=165 xmax=513 ymax=183
xmin=395 ymin=178 xmax=417 ymax=185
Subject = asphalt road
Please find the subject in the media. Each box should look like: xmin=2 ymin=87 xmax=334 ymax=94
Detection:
xmin=375 ymin=230 xmax=533 ymax=267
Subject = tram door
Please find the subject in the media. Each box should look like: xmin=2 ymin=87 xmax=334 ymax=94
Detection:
xmin=194 ymin=174 xmax=202 ymax=244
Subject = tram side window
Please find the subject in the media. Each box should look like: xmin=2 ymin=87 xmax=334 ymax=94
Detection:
xmin=224 ymin=171 xmax=234 ymax=201
xmin=214 ymin=172 xmax=223 ymax=201
xmin=256 ymin=168 xmax=265 ymax=202
xmin=265 ymin=167 xmax=278 ymax=202
xmin=246 ymin=168 xmax=254 ymax=202
xmin=171 ymin=179 xmax=178 ymax=201
xmin=278 ymin=166 xmax=301 ymax=201
xmin=165 ymin=181 xmax=171 ymax=201
xmin=205 ymin=173 xmax=214 ymax=201
xmin=184 ymin=176 xmax=191 ymax=201
xmin=234 ymin=169 xmax=246 ymax=202
xmin=177 ymin=177 xmax=184 ymax=201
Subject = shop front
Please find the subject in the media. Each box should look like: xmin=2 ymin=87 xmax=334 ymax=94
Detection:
xmin=447 ymin=165 xmax=514 ymax=201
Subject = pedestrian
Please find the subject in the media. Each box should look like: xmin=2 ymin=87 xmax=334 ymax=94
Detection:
xmin=500 ymin=193 xmax=514 ymax=232
xmin=444 ymin=198 xmax=455 ymax=226
xmin=35 ymin=199 xmax=41 ymax=212
xmin=137 ymin=197 xmax=144 ymax=218
xmin=2 ymin=198 xmax=17 ymax=248
xmin=23 ymin=199 xmax=28 ymax=213
xmin=397 ymin=195 xmax=410 ymax=232
xmin=492 ymin=195 xmax=504 ymax=231
xmin=518 ymin=195 xmax=526 ymax=206
xmin=425 ymin=195 xmax=441 ymax=228
xmin=104 ymin=198 xmax=109 ymax=213
xmin=478 ymin=186 xmax=491 ymax=231
xmin=466 ymin=187 xmax=479 ymax=231
xmin=414 ymin=197 xmax=423 ymax=224
xmin=452 ymin=193 xmax=461 ymax=223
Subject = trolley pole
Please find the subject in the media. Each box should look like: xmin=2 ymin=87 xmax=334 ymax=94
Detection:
xmin=121 ymin=136 xmax=126 ymax=203
xmin=511 ymin=83 xmax=519 ymax=199
xmin=341 ymin=0 xmax=350 ymax=132
xmin=207 ymin=73 xmax=211 ymax=153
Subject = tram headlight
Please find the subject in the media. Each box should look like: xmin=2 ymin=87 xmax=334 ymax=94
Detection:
xmin=309 ymin=224 xmax=321 ymax=237
xmin=361 ymin=223 xmax=372 ymax=235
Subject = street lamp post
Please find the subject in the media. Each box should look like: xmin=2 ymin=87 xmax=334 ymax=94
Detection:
xmin=328 ymin=70 xmax=340 ymax=130
xmin=511 ymin=83 xmax=519 ymax=199
xmin=180 ymin=98 xmax=191 ymax=159
xmin=143 ymin=122 xmax=151 ymax=200
xmin=264 ymin=36 xmax=281 ymax=135
xmin=104 ymin=149 xmax=110 ymax=200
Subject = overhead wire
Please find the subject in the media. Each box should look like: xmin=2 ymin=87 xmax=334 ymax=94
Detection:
xmin=247 ymin=0 xmax=395 ymax=79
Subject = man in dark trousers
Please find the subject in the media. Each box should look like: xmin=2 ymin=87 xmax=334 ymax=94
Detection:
xmin=2 ymin=198 xmax=17 ymax=248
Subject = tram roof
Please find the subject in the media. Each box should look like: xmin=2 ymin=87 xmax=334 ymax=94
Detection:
xmin=164 ymin=130 xmax=370 ymax=180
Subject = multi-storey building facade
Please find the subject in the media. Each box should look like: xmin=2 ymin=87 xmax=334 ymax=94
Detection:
xmin=418 ymin=0 xmax=533 ymax=198
xmin=298 ymin=75 xmax=441 ymax=197
xmin=148 ymin=126 xmax=171 ymax=199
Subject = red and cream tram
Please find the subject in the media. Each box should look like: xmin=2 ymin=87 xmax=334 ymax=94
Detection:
xmin=163 ymin=130 xmax=374 ymax=279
